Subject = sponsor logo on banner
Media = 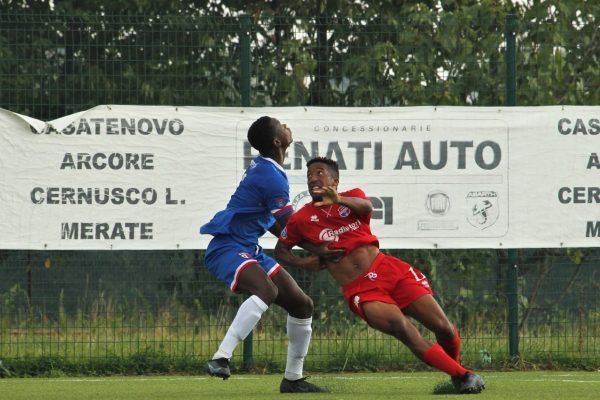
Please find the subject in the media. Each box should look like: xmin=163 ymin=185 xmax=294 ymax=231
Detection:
xmin=426 ymin=190 xmax=450 ymax=216
xmin=418 ymin=190 xmax=458 ymax=231
xmin=292 ymin=190 xmax=312 ymax=210
xmin=466 ymin=191 xmax=499 ymax=229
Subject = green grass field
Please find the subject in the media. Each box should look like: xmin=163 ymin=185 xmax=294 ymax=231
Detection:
xmin=1 ymin=371 xmax=599 ymax=399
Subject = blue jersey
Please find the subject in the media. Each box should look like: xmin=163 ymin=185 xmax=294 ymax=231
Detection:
xmin=200 ymin=156 xmax=293 ymax=246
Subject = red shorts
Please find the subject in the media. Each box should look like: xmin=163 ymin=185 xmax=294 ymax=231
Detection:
xmin=342 ymin=252 xmax=433 ymax=321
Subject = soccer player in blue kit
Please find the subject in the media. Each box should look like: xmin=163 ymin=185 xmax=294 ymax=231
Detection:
xmin=200 ymin=116 xmax=336 ymax=393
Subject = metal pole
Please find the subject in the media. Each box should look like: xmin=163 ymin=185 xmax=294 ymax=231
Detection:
xmin=507 ymin=252 xmax=519 ymax=358
xmin=240 ymin=15 xmax=251 ymax=108
xmin=506 ymin=14 xmax=517 ymax=106
xmin=240 ymin=14 xmax=254 ymax=369
xmin=505 ymin=13 xmax=519 ymax=359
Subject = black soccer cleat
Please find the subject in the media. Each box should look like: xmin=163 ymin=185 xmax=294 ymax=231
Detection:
xmin=280 ymin=377 xmax=330 ymax=393
xmin=451 ymin=375 xmax=462 ymax=390
xmin=452 ymin=372 xmax=485 ymax=394
xmin=207 ymin=358 xmax=231 ymax=380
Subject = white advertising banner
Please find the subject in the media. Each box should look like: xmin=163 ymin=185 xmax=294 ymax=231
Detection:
xmin=0 ymin=105 xmax=598 ymax=250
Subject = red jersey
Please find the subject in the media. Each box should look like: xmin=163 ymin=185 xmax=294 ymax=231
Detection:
xmin=280 ymin=188 xmax=379 ymax=254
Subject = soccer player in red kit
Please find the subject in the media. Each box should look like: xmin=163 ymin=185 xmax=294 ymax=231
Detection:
xmin=274 ymin=156 xmax=485 ymax=395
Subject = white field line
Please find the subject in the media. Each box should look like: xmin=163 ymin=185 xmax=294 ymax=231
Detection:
xmin=0 ymin=376 xmax=259 ymax=383
xmin=516 ymin=379 xmax=600 ymax=383
xmin=0 ymin=375 xmax=429 ymax=384
xmin=1 ymin=373 xmax=599 ymax=384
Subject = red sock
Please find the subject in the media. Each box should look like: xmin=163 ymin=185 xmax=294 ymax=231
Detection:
xmin=422 ymin=344 xmax=469 ymax=377
xmin=438 ymin=325 xmax=461 ymax=363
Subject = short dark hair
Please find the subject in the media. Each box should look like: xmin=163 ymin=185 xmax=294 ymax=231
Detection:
xmin=247 ymin=116 xmax=277 ymax=154
xmin=306 ymin=157 xmax=339 ymax=178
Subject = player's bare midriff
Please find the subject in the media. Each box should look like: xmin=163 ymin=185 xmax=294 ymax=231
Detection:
xmin=325 ymin=244 xmax=380 ymax=286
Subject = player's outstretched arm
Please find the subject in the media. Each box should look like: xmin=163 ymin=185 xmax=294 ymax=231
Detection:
xmin=270 ymin=210 xmax=343 ymax=262
xmin=268 ymin=212 xmax=291 ymax=237
xmin=313 ymin=186 xmax=373 ymax=216
xmin=298 ymin=240 xmax=344 ymax=263
xmin=274 ymin=240 xmax=324 ymax=272
xmin=338 ymin=194 xmax=373 ymax=216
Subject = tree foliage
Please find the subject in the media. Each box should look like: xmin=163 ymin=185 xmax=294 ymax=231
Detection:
xmin=1 ymin=0 xmax=599 ymax=334
xmin=1 ymin=0 xmax=599 ymax=117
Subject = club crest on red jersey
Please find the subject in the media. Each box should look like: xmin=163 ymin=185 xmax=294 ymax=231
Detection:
xmin=338 ymin=206 xmax=350 ymax=217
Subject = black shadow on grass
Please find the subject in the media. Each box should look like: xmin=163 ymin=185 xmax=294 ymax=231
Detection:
xmin=432 ymin=380 xmax=458 ymax=395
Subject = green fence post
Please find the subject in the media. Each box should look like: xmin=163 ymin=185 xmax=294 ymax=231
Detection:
xmin=506 ymin=14 xmax=517 ymax=107
xmin=505 ymin=13 xmax=519 ymax=359
xmin=240 ymin=14 xmax=254 ymax=369
xmin=240 ymin=15 xmax=251 ymax=107
xmin=507 ymin=252 xmax=519 ymax=358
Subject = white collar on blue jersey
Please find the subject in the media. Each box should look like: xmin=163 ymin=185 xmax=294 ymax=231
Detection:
xmin=258 ymin=155 xmax=286 ymax=173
